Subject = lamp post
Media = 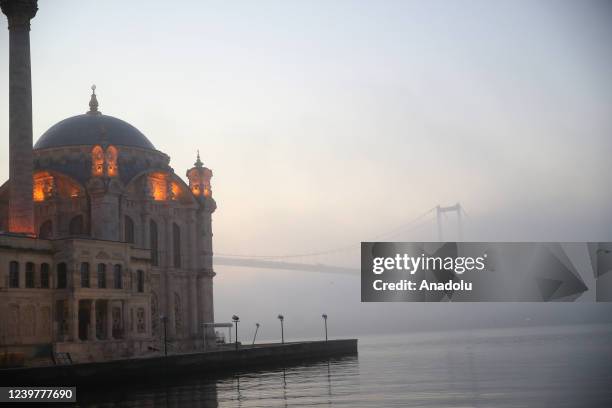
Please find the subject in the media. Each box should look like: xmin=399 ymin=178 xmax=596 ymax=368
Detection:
xmin=278 ymin=314 xmax=284 ymax=344
xmin=322 ymin=314 xmax=328 ymax=342
xmin=232 ymin=315 xmax=240 ymax=350
xmin=252 ymin=323 xmax=260 ymax=346
xmin=160 ymin=315 xmax=168 ymax=357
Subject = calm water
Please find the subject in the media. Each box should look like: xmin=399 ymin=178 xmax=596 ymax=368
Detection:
xmin=75 ymin=324 xmax=612 ymax=407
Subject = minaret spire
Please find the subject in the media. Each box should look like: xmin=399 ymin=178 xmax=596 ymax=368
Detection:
xmin=194 ymin=149 xmax=203 ymax=168
xmin=87 ymin=84 xmax=101 ymax=115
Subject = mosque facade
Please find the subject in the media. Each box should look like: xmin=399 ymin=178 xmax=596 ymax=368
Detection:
xmin=0 ymin=0 xmax=217 ymax=363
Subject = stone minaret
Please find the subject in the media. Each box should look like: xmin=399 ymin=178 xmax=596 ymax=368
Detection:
xmin=186 ymin=151 xmax=217 ymax=346
xmin=1 ymin=0 xmax=38 ymax=235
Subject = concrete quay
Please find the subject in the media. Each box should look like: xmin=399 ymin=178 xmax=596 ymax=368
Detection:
xmin=0 ymin=339 xmax=358 ymax=385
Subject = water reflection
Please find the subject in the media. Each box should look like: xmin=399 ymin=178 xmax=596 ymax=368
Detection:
xmin=75 ymin=356 xmax=358 ymax=408
xmin=68 ymin=326 xmax=612 ymax=407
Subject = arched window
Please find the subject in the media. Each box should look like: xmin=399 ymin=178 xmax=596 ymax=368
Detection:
xmin=80 ymin=262 xmax=90 ymax=288
xmin=25 ymin=262 xmax=35 ymax=288
xmin=114 ymin=264 xmax=122 ymax=289
xmin=137 ymin=270 xmax=144 ymax=293
xmin=137 ymin=307 xmax=146 ymax=333
xmin=97 ymin=264 xmax=106 ymax=288
xmin=106 ymin=145 xmax=118 ymax=177
xmin=40 ymin=263 xmax=50 ymax=288
xmin=9 ymin=261 xmax=19 ymax=288
xmin=124 ymin=216 xmax=135 ymax=244
xmin=173 ymin=223 xmax=181 ymax=268
xmin=150 ymin=220 xmax=158 ymax=266
xmin=57 ymin=262 xmax=67 ymax=289
xmin=39 ymin=220 xmax=53 ymax=239
xmin=69 ymin=215 xmax=84 ymax=235
xmin=92 ymin=145 xmax=104 ymax=176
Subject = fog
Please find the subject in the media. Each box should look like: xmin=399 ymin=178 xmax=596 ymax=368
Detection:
xmin=1 ymin=0 xmax=611 ymax=339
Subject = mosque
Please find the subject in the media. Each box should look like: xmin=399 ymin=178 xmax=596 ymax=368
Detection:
xmin=0 ymin=1 xmax=217 ymax=362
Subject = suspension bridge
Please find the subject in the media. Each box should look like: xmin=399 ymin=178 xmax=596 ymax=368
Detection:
xmin=215 ymin=203 xmax=470 ymax=275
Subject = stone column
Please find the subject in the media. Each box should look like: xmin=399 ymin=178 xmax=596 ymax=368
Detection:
xmin=189 ymin=275 xmax=197 ymax=336
xmin=187 ymin=210 xmax=197 ymax=270
xmin=167 ymin=283 xmax=176 ymax=338
xmin=106 ymin=301 xmax=114 ymax=340
xmin=198 ymin=273 xmax=216 ymax=347
xmin=163 ymin=214 xmax=172 ymax=269
xmin=88 ymin=300 xmax=96 ymax=341
xmin=146 ymin=298 xmax=152 ymax=337
xmin=197 ymin=274 xmax=205 ymax=332
xmin=19 ymin=262 xmax=25 ymax=288
xmin=71 ymin=297 xmax=79 ymax=342
xmin=0 ymin=0 xmax=37 ymax=235
xmin=122 ymin=300 xmax=128 ymax=339
xmin=141 ymin=211 xmax=149 ymax=251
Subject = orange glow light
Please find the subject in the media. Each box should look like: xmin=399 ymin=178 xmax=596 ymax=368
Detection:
xmin=92 ymin=146 xmax=104 ymax=176
xmin=149 ymin=173 xmax=167 ymax=201
xmin=171 ymin=182 xmax=181 ymax=200
xmin=33 ymin=172 xmax=54 ymax=202
xmin=33 ymin=184 xmax=45 ymax=201
xmin=106 ymin=146 xmax=118 ymax=177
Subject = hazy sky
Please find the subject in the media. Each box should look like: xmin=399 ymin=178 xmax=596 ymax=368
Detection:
xmin=1 ymin=0 xmax=611 ymax=338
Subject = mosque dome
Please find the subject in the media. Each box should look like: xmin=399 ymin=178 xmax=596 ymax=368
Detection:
xmin=34 ymin=86 xmax=155 ymax=150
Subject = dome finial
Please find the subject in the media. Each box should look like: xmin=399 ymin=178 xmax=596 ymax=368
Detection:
xmin=88 ymin=84 xmax=101 ymax=115
xmin=194 ymin=149 xmax=203 ymax=168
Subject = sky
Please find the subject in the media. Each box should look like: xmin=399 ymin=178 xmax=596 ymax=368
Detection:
xmin=1 ymin=0 xmax=611 ymax=340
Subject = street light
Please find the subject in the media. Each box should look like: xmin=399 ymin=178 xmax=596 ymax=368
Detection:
xmin=322 ymin=314 xmax=328 ymax=342
xmin=252 ymin=323 xmax=260 ymax=346
xmin=232 ymin=315 xmax=240 ymax=350
xmin=160 ymin=315 xmax=168 ymax=357
xmin=277 ymin=314 xmax=284 ymax=344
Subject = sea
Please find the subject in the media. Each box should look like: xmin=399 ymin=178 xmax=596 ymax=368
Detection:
xmin=74 ymin=324 xmax=612 ymax=407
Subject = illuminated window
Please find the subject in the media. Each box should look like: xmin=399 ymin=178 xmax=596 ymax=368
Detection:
xmin=33 ymin=172 xmax=54 ymax=201
xmin=92 ymin=145 xmax=104 ymax=176
xmin=149 ymin=173 xmax=167 ymax=201
xmin=171 ymin=182 xmax=181 ymax=200
xmin=106 ymin=145 xmax=118 ymax=177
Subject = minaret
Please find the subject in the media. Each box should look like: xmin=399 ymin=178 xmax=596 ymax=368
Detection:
xmin=1 ymin=0 xmax=38 ymax=234
xmin=186 ymin=151 xmax=217 ymax=346
xmin=186 ymin=150 xmax=213 ymax=199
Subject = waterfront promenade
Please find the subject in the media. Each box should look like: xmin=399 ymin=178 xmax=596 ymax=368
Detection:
xmin=0 ymin=339 xmax=358 ymax=385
